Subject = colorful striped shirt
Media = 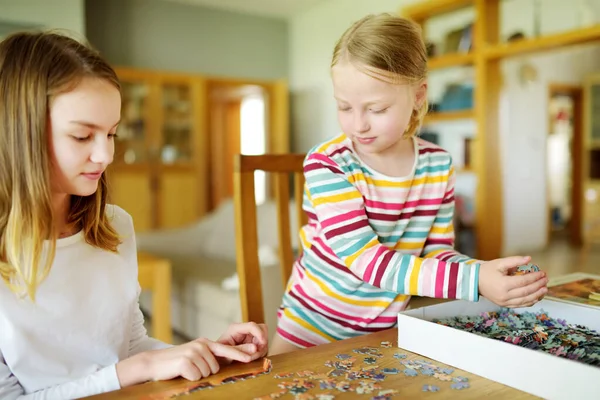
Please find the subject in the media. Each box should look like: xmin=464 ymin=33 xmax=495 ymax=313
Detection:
xmin=276 ymin=133 xmax=481 ymax=348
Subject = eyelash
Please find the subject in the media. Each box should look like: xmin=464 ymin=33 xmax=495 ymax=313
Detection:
xmin=371 ymin=108 xmax=388 ymax=114
xmin=72 ymin=133 xmax=118 ymax=142
xmin=338 ymin=107 xmax=388 ymax=114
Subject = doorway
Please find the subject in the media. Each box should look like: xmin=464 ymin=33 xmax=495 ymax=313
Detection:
xmin=546 ymin=84 xmax=584 ymax=246
xmin=207 ymin=78 xmax=289 ymax=210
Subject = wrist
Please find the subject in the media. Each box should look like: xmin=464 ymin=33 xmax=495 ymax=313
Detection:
xmin=116 ymin=352 xmax=152 ymax=387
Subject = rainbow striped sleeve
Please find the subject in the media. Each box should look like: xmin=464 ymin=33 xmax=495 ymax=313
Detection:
xmin=421 ymin=167 xmax=482 ymax=265
xmin=303 ymin=153 xmax=480 ymax=302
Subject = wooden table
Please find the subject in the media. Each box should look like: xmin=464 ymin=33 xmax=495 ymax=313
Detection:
xmin=90 ymin=329 xmax=536 ymax=399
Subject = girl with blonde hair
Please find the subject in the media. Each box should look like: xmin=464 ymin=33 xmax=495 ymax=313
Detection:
xmin=0 ymin=31 xmax=267 ymax=399
xmin=270 ymin=13 xmax=548 ymax=355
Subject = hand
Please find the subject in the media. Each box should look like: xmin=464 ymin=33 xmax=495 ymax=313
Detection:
xmin=116 ymin=338 xmax=256 ymax=386
xmin=217 ymin=322 xmax=269 ymax=364
xmin=478 ymin=256 xmax=548 ymax=308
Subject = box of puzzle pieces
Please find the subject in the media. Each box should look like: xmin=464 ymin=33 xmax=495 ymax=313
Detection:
xmin=397 ymin=297 xmax=600 ymax=400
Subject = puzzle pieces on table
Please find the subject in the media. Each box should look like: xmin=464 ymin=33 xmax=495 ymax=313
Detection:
xmin=422 ymin=384 xmax=440 ymax=392
xmin=451 ymin=382 xmax=471 ymax=390
xmin=382 ymin=368 xmax=400 ymax=375
xmin=252 ymin=345 xmax=474 ymax=400
xmin=380 ymin=341 xmax=392 ymax=348
xmin=315 ymin=394 xmax=336 ymax=400
xmin=151 ymin=357 xmax=272 ymax=399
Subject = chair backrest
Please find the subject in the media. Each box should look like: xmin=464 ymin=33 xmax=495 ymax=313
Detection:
xmin=233 ymin=154 xmax=307 ymax=324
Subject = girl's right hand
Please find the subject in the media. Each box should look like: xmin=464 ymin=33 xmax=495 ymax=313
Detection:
xmin=478 ymin=256 xmax=548 ymax=308
xmin=117 ymin=339 xmax=257 ymax=386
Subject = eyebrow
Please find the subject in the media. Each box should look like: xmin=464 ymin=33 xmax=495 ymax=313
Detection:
xmin=70 ymin=120 xmax=121 ymax=130
xmin=334 ymin=97 xmax=387 ymax=107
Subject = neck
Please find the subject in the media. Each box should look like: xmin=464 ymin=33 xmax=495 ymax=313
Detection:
xmin=52 ymin=193 xmax=71 ymax=237
xmin=356 ymin=137 xmax=415 ymax=177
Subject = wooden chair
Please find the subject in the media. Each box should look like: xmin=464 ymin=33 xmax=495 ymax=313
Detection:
xmin=137 ymin=252 xmax=173 ymax=343
xmin=233 ymin=154 xmax=307 ymax=324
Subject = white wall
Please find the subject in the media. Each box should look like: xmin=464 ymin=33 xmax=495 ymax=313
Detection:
xmin=289 ymin=0 xmax=600 ymax=255
xmin=500 ymin=45 xmax=600 ymax=254
xmin=0 ymin=0 xmax=85 ymax=36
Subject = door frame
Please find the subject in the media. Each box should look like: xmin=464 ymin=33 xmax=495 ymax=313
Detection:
xmin=546 ymin=83 xmax=584 ymax=246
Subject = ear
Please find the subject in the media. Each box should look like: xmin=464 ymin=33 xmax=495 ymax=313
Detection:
xmin=414 ymin=81 xmax=428 ymax=110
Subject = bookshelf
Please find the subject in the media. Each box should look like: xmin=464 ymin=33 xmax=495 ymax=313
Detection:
xmin=402 ymin=0 xmax=600 ymax=260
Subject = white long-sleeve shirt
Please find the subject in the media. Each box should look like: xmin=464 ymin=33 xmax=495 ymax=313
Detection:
xmin=0 ymin=205 xmax=170 ymax=399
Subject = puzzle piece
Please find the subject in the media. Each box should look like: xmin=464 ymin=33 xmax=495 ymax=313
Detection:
xmin=451 ymin=382 xmax=471 ymax=390
xmin=512 ymin=263 xmax=540 ymax=276
xmin=422 ymin=384 xmax=440 ymax=392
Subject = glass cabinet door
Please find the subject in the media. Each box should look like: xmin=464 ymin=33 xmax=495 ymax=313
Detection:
xmin=116 ymin=82 xmax=151 ymax=165
xmin=160 ymin=83 xmax=193 ymax=164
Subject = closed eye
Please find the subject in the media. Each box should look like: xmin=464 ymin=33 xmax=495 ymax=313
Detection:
xmin=72 ymin=135 xmax=91 ymax=142
xmin=370 ymin=107 xmax=389 ymax=114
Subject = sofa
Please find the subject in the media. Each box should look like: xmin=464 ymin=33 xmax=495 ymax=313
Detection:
xmin=135 ymin=199 xmax=299 ymax=342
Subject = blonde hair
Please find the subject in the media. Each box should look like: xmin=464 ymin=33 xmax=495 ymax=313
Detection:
xmin=332 ymin=13 xmax=429 ymax=137
xmin=0 ymin=31 xmax=122 ymax=300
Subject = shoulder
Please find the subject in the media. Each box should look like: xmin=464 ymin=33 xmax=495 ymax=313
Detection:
xmin=305 ymin=133 xmax=356 ymax=171
xmin=416 ymin=138 xmax=453 ymax=169
xmin=105 ymin=204 xmax=134 ymax=237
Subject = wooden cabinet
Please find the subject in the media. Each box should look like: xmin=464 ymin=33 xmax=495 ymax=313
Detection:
xmin=108 ymin=68 xmax=289 ymax=232
xmin=109 ymin=68 xmax=208 ymax=232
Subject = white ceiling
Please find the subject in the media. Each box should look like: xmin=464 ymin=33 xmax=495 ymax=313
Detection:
xmin=162 ymin=0 xmax=326 ymax=18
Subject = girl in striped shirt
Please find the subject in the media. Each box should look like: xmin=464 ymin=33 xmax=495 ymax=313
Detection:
xmin=270 ymin=13 xmax=548 ymax=354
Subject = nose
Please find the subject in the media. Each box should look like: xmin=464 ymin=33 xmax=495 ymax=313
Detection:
xmin=353 ymin=111 xmax=370 ymax=133
xmin=90 ymin=136 xmax=114 ymax=166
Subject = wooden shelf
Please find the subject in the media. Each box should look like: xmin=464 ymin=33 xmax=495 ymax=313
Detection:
xmin=402 ymin=0 xmax=473 ymax=21
xmin=423 ymin=109 xmax=474 ymax=124
xmin=485 ymin=25 xmax=600 ymax=60
xmin=428 ymin=52 xmax=475 ymax=70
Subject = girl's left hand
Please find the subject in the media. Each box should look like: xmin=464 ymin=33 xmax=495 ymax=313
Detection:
xmin=216 ymin=322 xmax=269 ymax=363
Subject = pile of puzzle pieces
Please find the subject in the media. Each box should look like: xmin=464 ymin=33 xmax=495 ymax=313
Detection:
xmin=253 ymin=341 xmax=471 ymax=399
xmin=434 ymin=308 xmax=600 ymax=367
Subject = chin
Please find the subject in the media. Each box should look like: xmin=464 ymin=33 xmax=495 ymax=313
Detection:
xmin=71 ymin=184 xmax=100 ymax=197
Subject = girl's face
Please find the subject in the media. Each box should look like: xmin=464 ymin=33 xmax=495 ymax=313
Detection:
xmin=48 ymin=77 xmax=121 ymax=197
xmin=331 ymin=61 xmax=426 ymax=155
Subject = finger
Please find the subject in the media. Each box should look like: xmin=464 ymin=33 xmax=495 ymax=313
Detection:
xmin=507 ymin=275 xmax=548 ymax=297
xmin=231 ymin=323 xmax=268 ymax=345
xmin=195 ymin=344 xmax=220 ymax=374
xmin=496 ymin=256 xmax=531 ymax=272
xmin=507 ymin=286 xmax=547 ymax=308
xmin=209 ymin=342 xmax=252 ymax=363
xmin=191 ymin=355 xmax=212 ymax=378
xmin=179 ymin=359 xmax=202 ymax=381
xmin=237 ymin=343 xmax=257 ymax=353
xmin=505 ymin=271 xmax=547 ymax=291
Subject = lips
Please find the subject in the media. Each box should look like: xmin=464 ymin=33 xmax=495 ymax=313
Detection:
xmin=357 ymin=137 xmax=376 ymax=144
xmin=81 ymin=171 xmax=103 ymax=180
